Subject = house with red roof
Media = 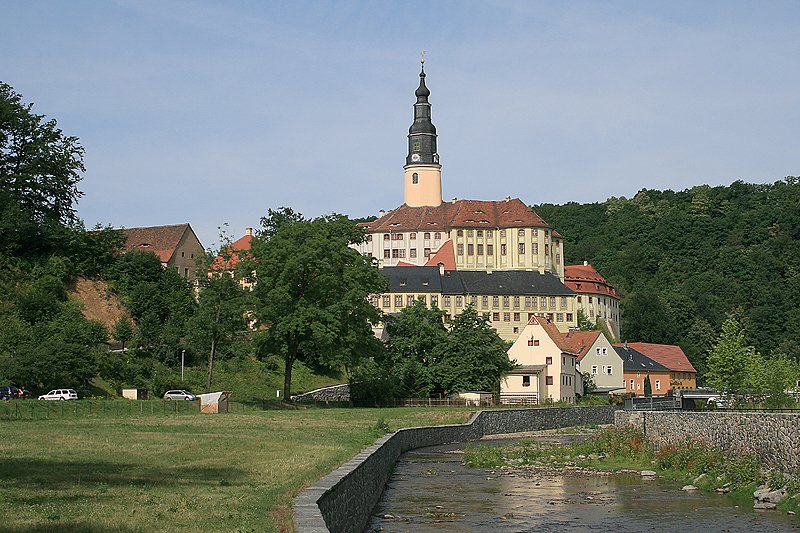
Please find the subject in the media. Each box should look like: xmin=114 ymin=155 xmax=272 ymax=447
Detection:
xmin=121 ymin=223 xmax=204 ymax=281
xmin=617 ymin=342 xmax=697 ymax=392
xmin=502 ymin=316 xmax=580 ymax=404
xmin=567 ymin=330 xmax=625 ymax=395
xmin=564 ymin=261 xmax=620 ymax=339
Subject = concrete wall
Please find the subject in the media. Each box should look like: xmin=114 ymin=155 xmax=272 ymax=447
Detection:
xmin=294 ymin=405 xmax=618 ymax=533
xmin=616 ymin=411 xmax=800 ymax=473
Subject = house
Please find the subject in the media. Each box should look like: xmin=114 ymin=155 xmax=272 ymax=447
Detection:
xmin=564 ymin=262 xmax=621 ymax=339
xmin=502 ymin=315 xmax=580 ymax=404
xmin=620 ymin=342 xmax=698 ymax=392
xmin=567 ymin=330 xmax=625 ymax=395
xmin=614 ymin=344 xmax=672 ymax=396
xmin=210 ymin=227 xmax=256 ymax=289
xmin=121 ymin=223 xmax=204 ymax=281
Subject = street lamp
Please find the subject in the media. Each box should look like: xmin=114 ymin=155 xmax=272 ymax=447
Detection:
xmin=181 ymin=349 xmax=185 ymax=382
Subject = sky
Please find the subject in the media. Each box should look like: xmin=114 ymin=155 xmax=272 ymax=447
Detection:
xmin=2 ymin=1 xmax=799 ymax=250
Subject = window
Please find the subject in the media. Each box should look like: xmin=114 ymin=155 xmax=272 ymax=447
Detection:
xmin=457 ymin=244 xmax=464 ymax=256
xmin=492 ymin=296 xmax=499 ymax=307
xmin=655 ymin=379 xmax=661 ymax=391
xmin=487 ymin=244 xmax=493 ymax=255
xmin=562 ymin=356 xmax=565 ymax=365
xmin=395 ymin=295 xmax=403 ymax=307
xmin=382 ymin=296 xmax=390 ymax=307
xmin=596 ymin=348 xmax=601 ymax=356
xmin=566 ymin=313 xmax=573 ymax=322
xmin=522 ymin=375 xmax=530 ymax=387
xmin=503 ymin=296 xmax=510 ymax=308
xmin=591 ymin=365 xmax=598 ymax=375
xmin=369 ymin=296 xmax=379 ymax=307
xmin=605 ymin=366 xmax=613 ymax=375
xmin=561 ymin=296 xmax=567 ymax=308
xmin=434 ymin=232 xmax=441 ymax=240
xmin=637 ymin=383 xmax=641 ymax=390
xmin=487 ymin=230 xmax=493 ymax=238
xmin=467 ymin=244 xmax=474 ymax=255
xmin=518 ymin=243 xmax=525 ymax=254
xmin=589 ymin=297 xmax=593 ymax=303
xmin=424 ymin=248 xmax=431 ymax=257
xmin=184 ymin=268 xmax=189 ymax=278
xmin=513 ymin=296 xmax=520 ymax=308
xmin=546 ymin=376 xmax=553 ymax=386
xmin=629 ymin=379 xmax=634 ymax=389
xmin=181 ymin=251 xmax=185 ymax=257
xmin=503 ymin=312 xmax=510 ymax=322
xmin=524 ymin=296 xmax=532 ymax=307
xmin=513 ymin=312 xmax=520 ymax=321
xmin=412 ymin=172 xmax=419 ymax=184
xmin=410 ymin=233 xmax=417 ymax=240
xmin=430 ymin=295 xmax=438 ymax=306
xmin=384 ymin=249 xmax=390 ymax=259
xmin=482 ymin=295 xmax=489 ymax=308
xmin=549 ymin=297 xmax=556 ymax=308
xmin=556 ymin=313 xmax=563 ymax=322
xmin=477 ymin=230 xmax=483 ymax=237
xmin=500 ymin=244 xmax=507 ymax=255
xmin=456 ymin=296 xmax=463 ymax=307
xmin=532 ymin=229 xmax=538 ymax=237
xmin=477 ymin=244 xmax=483 ymax=255
xmin=467 ymin=230 xmax=473 ymax=237
xmin=424 ymin=232 xmax=430 ymax=239
xmin=513 ymin=327 xmax=519 ymax=334
xmin=518 ymin=229 xmax=525 ymax=237
xmin=545 ymin=244 xmax=549 ymax=255
xmin=532 ymin=243 xmax=538 ymax=254
xmin=407 ymin=295 xmax=414 ymax=305
xmin=556 ymin=253 xmax=561 ymax=264
xmin=546 ymin=356 xmax=552 ymax=365
xmin=410 ymin=249 xmax=417 ymax=258
xmin=393 ymin=233 xmax=404 ymax=240
xmin=492 ymin=312 xmax=500 ymax=321
xmin=602 ymin=348 xmax=608 ymax=355
xmin=384 ymin=234 xmax=390 ymax=241
xmin=443 ymin=295 xmax=451 ymax=306
xmin=577 ymin=296 xmax=582 ymax=303
xmin=500 ymin=229 xmax=506 ymax=237
xmin=527 ymin=313 xmax=535 ymax=321
xmin=457 ymin=230 xmax=463 ymax=237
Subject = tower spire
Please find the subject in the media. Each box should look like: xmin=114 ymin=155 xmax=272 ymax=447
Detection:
xmin=404 ymin=58 xmax=442 ymax=207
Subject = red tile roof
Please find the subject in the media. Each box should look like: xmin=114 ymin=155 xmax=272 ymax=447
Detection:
xmin=564 ymin=263 xmax=618 ymax=298
xmin=363 ymin=198 xmax=551 ymax=232
xmin=528 ymin=315 xmax=580 ymax=355
xmin=122 ymin=224 xmax=194 ymax=263
xmin=565 ymin=330 xmax=602 ymax=361
xmin=616 ymin=342 xmax=696 ymax=373
xmin=424 ymin=240 xmax=456 ymax=270
xmin=211 ymin=232 xmax=254 ymax=271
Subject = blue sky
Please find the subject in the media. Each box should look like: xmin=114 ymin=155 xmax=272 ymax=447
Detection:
xmin=3 ymin=1 xmax=799 ymax=249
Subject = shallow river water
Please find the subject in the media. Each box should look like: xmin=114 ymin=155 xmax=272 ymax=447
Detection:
xmin=367 ymin=435 xmax=799 ymax=533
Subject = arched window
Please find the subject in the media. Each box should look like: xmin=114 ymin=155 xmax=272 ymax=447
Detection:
xmin=412 ymin=173 xmax=419 ymax=184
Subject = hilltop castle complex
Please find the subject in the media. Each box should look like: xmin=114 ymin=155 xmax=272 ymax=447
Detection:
xmin=353 ymin=64 xmax=620 ymax=341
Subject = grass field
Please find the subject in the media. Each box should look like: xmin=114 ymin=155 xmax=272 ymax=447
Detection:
xmin=0 ymin=406 xmax=475 ymax=532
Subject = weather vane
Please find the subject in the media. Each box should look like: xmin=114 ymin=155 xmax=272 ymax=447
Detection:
xmin=421 ymin=49 xmax=425 ymax=65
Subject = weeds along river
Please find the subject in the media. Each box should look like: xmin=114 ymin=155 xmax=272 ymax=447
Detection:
xmin=366 ymin=434 xmax=799 ymax=533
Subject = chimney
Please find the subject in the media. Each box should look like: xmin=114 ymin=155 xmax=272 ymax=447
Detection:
xmin=451 ymin=197 xmax=458 ymax=203
xmin=245 ymin=227 xmax=253 ymax=236
xmin=624 ymin=340 xmax=628 ymax=350
xmin=378 ymin=210 xmax=385 ymax=218
xmin=438 ymin=262 xmax=445 ymax=276
xmin=583 ymin=260 xmax=588 ymax=266
xmin=505 ymin=196 xmax=511 ymax=201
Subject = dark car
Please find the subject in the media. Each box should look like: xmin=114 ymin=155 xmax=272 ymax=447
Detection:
xmin=0 ymin=386 xmax=20 ymax=400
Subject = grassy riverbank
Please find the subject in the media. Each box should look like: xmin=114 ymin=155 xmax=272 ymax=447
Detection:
xmin=464 ymin=426 xmax=800 ymax=515
xmin=0 ymin=406 xmax=475 ymax=532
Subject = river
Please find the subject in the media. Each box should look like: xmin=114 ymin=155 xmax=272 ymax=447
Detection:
xmin=367 ymin=433 xmax=799 ymax=532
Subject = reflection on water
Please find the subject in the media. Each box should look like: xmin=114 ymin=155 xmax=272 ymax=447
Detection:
xmin=367 ymin=438 xmax=799 ymax=533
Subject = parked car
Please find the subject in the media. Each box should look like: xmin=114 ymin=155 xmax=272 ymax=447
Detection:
xmin=0 ymin=386 xmax=19 ymax=400
xmin=38 ymin=389 xmax=78 ymax=401
xmin=163 ymin=390 xmax=196 ymax=401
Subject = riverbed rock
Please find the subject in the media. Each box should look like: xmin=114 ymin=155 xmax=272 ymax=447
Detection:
xmin=754 ymin=502 xmax=778 ymax=510
xmin=753 ymin=485 xmax=787 ymax=505
xmin=693 ymin=473 xmax=707 ymax=485
xmin=682 ymin=485 xmax=699 ymax=492
xmin=640 ymin=470 xmax=657 ymax=478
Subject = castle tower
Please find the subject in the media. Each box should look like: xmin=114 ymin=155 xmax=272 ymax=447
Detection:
xmin=404 ymin=61 xmax=442 ymax=207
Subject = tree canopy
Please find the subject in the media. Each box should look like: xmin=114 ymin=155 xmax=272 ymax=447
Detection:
xmin=247 ymin=208 xmax=387 ymax=400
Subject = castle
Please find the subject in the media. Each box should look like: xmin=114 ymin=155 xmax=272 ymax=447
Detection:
xmin=354 ymin=63 xmax=620 ymax=341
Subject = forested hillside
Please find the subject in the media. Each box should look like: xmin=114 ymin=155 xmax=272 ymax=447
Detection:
xmin=535 ymin=178 xmax=800 ymax=376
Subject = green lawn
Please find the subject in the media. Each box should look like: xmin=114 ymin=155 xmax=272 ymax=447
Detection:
xmin=0 ymin=406 xmax=475 ymax=532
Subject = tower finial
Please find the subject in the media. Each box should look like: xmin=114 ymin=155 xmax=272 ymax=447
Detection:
xmin=421 ymin=49 xmax=425 ymax=66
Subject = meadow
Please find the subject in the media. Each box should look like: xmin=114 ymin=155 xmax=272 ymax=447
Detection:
xmin=0 ymin=406 xmax=475 ymax=532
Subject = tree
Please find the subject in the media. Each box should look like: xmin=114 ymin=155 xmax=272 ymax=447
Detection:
xmin=643 ymin=375 xmax=652 ymax=397
xmin=0 ymin=82 xmax=85 ymax=256
xmin=577 ymin=309 xmax=594 ymax=331
xmin=112 ymin=315 xmax=134 ymax=352
xmin=705 ymin=314 xmax=755 ymax=392
xmin=248 ymin=208 xmax=387 ymax=400
xmin=432 ymin=306 xmax=514 ymax=394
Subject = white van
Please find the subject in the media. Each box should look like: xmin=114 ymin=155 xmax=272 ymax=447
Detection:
xmin=38 ymin=389 xmax=78 ymax=400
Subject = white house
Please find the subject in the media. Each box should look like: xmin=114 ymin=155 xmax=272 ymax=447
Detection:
xmin=567 ymin=330 xmax=626 ymax=395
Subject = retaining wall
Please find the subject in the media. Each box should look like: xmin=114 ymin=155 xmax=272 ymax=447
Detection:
xmin=616 ymin=411 xmax=800 ymax=474
xmin=294 ymin=405 xmax=618 ymax=533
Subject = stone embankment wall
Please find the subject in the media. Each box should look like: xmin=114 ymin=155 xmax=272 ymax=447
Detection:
xmin=294 ymin=405 xmax=618 ymax=533
xmin=616 ymin=411 xmax=800 ymax=473
xmin=291 ymin=384 xmax=350 ymax=403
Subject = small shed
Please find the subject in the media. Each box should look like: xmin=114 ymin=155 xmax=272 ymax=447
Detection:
xmin=199 ymin=391 xmax=232 ymax=413
xmin=456 ymin=391 xmax=493 ymax=406
xmin=122 ymin=388 xmax=148 ymax=400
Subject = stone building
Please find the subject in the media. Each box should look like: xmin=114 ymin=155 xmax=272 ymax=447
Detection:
xmin=121 ymin=223 xmax=204 ymax=281
xmin=564 ymin=262 xmax=620 ymax=339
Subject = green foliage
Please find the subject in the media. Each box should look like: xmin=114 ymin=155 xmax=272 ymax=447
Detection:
xmin=643 ymin=375 xmax=652 ymax=396
xmin=535 ymin=178 xmax=800 ymax=375
xmin=248 ymin=208 xmax=387 ymax=399
xmin=577 ymin=309 xmax=594 ymax=331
